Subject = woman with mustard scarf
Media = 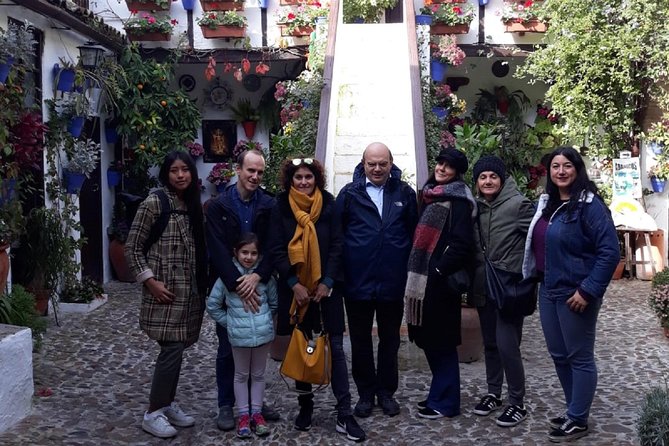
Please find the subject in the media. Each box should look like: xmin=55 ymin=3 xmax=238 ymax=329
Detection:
xmin=270 ymin=157 xmax=366 ymax=442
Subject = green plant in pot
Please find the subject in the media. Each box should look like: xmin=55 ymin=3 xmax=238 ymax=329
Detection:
xmin=649 ymin=267 xmax=669 ymax=335
xmin=60 ymin=276 xmax=104 ymax=304
xmin=0 ymin=284 xmax=47 ymax=351
xmin=20 ymin=207 xmax=77 ymax=315
xmin=229 ymin=98 xmax=260 ymax=139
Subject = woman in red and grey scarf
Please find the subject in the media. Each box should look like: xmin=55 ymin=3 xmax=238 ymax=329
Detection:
xmin=404 ymin=147 xmax=477 ymax=420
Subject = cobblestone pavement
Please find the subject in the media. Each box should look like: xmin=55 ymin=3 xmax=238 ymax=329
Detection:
xmin=0 ymin=279 xmax=663 ymax=445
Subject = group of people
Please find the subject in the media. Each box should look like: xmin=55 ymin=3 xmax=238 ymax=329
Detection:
xmin=125 ymin=142 xmax=620 ymax=443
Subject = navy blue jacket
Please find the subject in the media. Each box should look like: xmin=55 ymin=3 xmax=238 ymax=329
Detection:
xmin=336 ymin=163 xmax=418 ymax=301
xmin=205 ymin=183 xmax=275 ymax=292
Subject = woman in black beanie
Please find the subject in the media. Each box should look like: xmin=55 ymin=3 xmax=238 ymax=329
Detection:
xmin=470 ymin=155 xmax=535 ymax=428
xmin=404 ymin=147 xmax=476 ymax=419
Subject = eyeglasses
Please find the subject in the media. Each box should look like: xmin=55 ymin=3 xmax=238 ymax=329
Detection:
xmin=292 ymin=158 xmax=314 ymax=166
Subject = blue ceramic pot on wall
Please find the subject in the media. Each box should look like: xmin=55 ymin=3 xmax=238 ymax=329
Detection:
xmin=651 ymin=176 xmax=667 ymax=193
xmin=56 ymin=68 xmax=76 ymax=92
xmin=65 ymin=171 xmax=87 ymax=194
xmin=430 ymin=60 xmax=448 ymax=83
xmin=415 ymin=15 xmax=433 ymax=26
xmin=182 ymin=0 xmax=195 ymax=10
xmin=107 ymin=169 xmax=122 ymax=188
xmin=0 ymin=56 xmax=15 ymax=84
xmin=67 ymin=116 xmax=86 ymax=137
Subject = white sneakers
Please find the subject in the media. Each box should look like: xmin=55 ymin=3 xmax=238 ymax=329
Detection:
xmin=142 ymin=402 xmax=195 ymax=438
xmin=164 ymin=402 xmax=196 ymax=427
xmin=142 ymin=411 xmax=177 ymax=438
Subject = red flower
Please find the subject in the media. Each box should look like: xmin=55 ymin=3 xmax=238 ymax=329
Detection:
xmin=453 ymin=6 xmax=462 ymax=14
xmin=224 ymin=62 xmax=233 ymax=73
xmin=170 ymin=19 xmax=178 ymax=25
xmin=204 ymin=57 xmax=216 ymax=81
xmin=209 ymin=13 xmax=216 ymax=19
xmin=241 ymin=58 xmax=251 ymax=74
xmin=255 ymin=62 xmax=270 ymax=75
xmin=288 ymin=12 xmax=296 ymax=20
xmin=524 ymin=0 xmax=533 ymax=7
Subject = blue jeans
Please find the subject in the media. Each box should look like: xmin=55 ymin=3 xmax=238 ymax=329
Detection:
xmin=540 ymin=290 xmax=601 ymax=424
xmin=297 ymin=334 xmax=352 ymax=417
xmin=216 ymin=323 xmax=235 ymax=408
xmin=423 ymin=347 xmax=460 ymax=417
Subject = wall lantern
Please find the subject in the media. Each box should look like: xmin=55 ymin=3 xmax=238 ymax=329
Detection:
xmin=77 ymin=42 xmax=105 ymax=69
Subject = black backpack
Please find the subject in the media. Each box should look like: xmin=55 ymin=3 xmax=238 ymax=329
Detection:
xmin=142 ymin=189 xmax=188 ymax=255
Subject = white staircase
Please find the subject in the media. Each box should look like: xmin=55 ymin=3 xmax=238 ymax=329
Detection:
xmin=323 ymin=13 xmax=418 ymax=194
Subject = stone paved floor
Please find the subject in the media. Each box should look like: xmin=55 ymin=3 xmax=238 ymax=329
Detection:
xmin=0 ymin=279 xmax=664 ymax=445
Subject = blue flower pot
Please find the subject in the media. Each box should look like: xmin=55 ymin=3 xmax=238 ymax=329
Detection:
xmin=107 ymin=169 xmax=122 ymax=188
xmin=0 ymin=57 xmax=15 ymax=84
xmin=65 ymin=171 xmax=87 ymax=194
xmin=67 ymin=116 xmax=86 ymax=137
xmin=649 ymin=142 xmax=664 ymax=156
xmin=651 ymin=176 xmax=667 ymax=193
xmin=430 ymin=60 xmax=448 ymax=83
xmin=0 ymin=178 xmax=16 ymax=206
xmin=56 ymin=68 xmax=76 ymax=92
xmin=415 ymin=15 xmax=433 ymax=26
xmin=182 ymin=0 xmax=195 ymax=10
xmin=432 ymin=106 xmax=450 ymax=121
xmin=479 ymin=0 xmax=489 ymax=5
xmin=258 ymin=0 xmax=269 ymax=8
xmin=353 ymin=17 xmax=365 ymax=24
xmin=105 ymin=127 xmax=118 ymax=144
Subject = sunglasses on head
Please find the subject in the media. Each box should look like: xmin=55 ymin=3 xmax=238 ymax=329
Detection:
xmin=292 ymin=158 xmax=314 ymax=166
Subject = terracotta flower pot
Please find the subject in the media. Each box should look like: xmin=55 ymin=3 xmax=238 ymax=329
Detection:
xmin=279 ymin=25 xmax=314 ymax=37
xmin=242 ymin=121 xmax=257 ymax=139
xmin=109 ymin=239 xmax=135 ymax=283
xmin=201 ymin=1 xmax=244 ymax=11
xmin=125 ymin=0 xmax=170 ymax=11
xmin=504 ymin=20 xmax=548 ymax=34
xmin=200 ymin=25 xmax=246 ymax=39
xmin=126 ymin=31 xmax=172 ymax=42
xmin=430 ymin=23 xmax=470 ymax=35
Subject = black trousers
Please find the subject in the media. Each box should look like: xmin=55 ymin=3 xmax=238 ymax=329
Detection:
xmin=149 ymin=341 xmax=186 ymax=410
xmin=344 ymin=299 xmax=404 ymax=402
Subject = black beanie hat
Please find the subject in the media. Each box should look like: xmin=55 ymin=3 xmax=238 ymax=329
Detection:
xmin=436 ymin=147 xmax=469 ymax=175
xmin=473 ymin=155 xmax=506 ymax=183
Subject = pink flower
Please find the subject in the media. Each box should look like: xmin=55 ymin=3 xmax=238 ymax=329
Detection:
xmin=148 ymin=16 xmax=156 ymax=24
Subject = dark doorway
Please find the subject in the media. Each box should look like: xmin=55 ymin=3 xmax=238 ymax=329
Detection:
xmin=79 ymin=118 xmax=103 ymax=282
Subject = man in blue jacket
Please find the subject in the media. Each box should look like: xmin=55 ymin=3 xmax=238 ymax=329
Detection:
xmin=337 ymin=142 xmax=418 ymax=417
xmin=205 ymin=148 xmax=278 ymax=430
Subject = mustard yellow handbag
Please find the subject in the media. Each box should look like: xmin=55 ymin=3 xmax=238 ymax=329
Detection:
xmin=280 ymin=305 xmax=331 ymax=392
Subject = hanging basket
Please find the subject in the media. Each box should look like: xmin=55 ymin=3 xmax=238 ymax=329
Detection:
xmin=67 ymin=116 xmax=86 ymax=137
xmin=415 ymin=15 xmax=433 ymax=26
xmin=182 ymin=0 xmax=195 ymax=10
xmin=430 ymin=60 xmax=448 ymax=83
xmin=55 ymin=68 xmax=76 ymax=92
xmin=0 ymin=56 xmax=15 ymax=84
xmin=504 ymin=20 xmax=548 ymax=34
xmin=432 ymin=106 xmax=450 ymax=121
xmin=200 ymin=25 xmax=246 ymax=39
xmin=0 ymin=178 xmax=17 ymax=206
xmin=201 ymin=0 xmax=245 ymax=11
xmin=651 ymin=176 xmax=667 ymax=193
xmin=105 ymin=126 xmax=119 ymax=144
xmin=430 ymin=23 xmax=470 ymax=35
xmin=65 ymin=170 xmax=87 ymax=194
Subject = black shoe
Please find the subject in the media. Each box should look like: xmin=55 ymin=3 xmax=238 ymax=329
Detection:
xmin=354 ymin=399 xmax=373 ymax=418
xmin=548 ymin=419 xmax=589 ymax=443
xmin=472 ymin=394 xmax=503 ymax=416
xmin=417 ymin=399 xmax=428 ymax=409
xmin=294 ymin=406 xmax=312 ymax=431
xmin=549 ymin=414 xmax=568 ymax=430
xmin=216 ymin=405 xmax=235 ymax=431
xmin=378 ymin=397 xmax=400 ymax=417
xmin=496 ymin=404 xmax=527 ymax=427
xmin=261 ymin=403 xmax=280 ymax=421
xmin=336 ymin=415 xmax=366 ymax=442
xmin=417 ymin=407 xmax=445 ymax=419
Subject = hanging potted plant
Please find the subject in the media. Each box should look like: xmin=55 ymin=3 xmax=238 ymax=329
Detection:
xmin=648 ymin=157 xmax=669 ymax=194
xmin=277 ymin=3 xmax=328 ymax=36
xmin=207 ymin=161 xmax=236 ymax=194
xmin=429 ymin=34 xmax=465 ymax=82
xmin=196 ymin=10 xmax=248 ymax=38
xmin=125 ymin=0 xmax=171 ymax=11
xmin=645 ymin=117 xmax=669 ymax=156
xmin=201 ymin=0 xmax=245 ymax=12
xmin=124 ymin=13 xmax=177 ymax=41
xmin=0 ymin=22 xmax=37 ymax=85
xmin=229 ymin=98 xmax=260 ymax=138
xmin=342 ymin=0 xmax=397 ymax=24
xmin=419 ymin=1 xmax=474 ymax=35
xmin=55 ymin=93 xmax=90 ymax=138
xmin=63 ymin=138 xmax=101 ymax=194
xmin=501 ymin=0 xmax=549 ymax=34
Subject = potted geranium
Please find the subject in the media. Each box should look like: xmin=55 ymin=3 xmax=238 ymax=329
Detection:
xmin=649 ymin=267 xmax=669 ymax=336
xmin=501 ymin=0 xmax=548 ymax=33
xmin=429 ymin=34 xmax=465 ymax=82
xmin=419 ymin=0 xmax=474 ymax=35
xmin=276 ymin=3 xmax=328 ymax=36
xmin=431 ymin=83 xmax=459 ymax=120
xmin=185 ymin=141 xmax=204 ymax=159
xmin=124 ymin=13 xmax=177 ymax=41
xmin=207 ymin=162 xmax=237 ymax=193
xmin=196 ymin=10 xmax=247 ymax=38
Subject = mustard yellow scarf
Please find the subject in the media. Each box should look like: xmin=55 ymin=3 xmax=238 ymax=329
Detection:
xmin=287 ymin=186 xmax=323 ymax=321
